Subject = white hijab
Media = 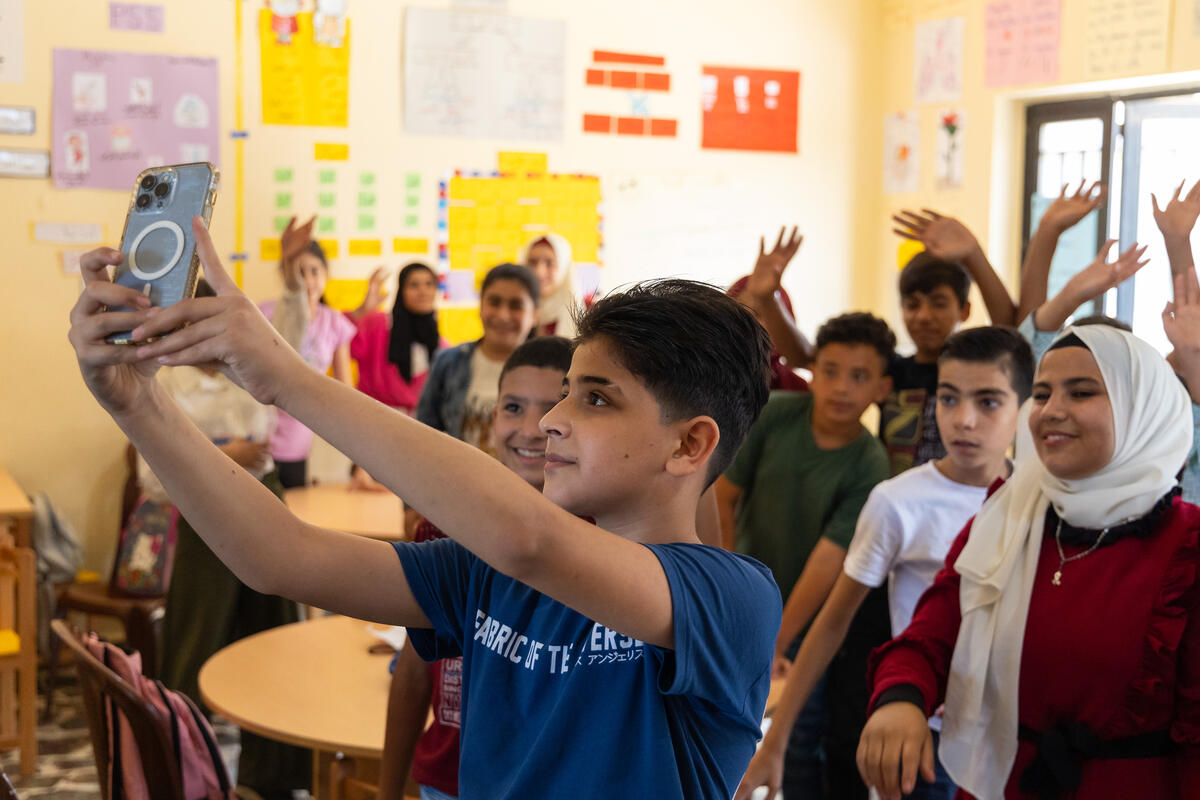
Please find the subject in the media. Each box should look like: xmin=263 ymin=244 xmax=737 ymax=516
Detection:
xmin=519 ymin=232 xmax=579 ymax=338
xmin=939 ymin=324 xmax=1192 ymax=800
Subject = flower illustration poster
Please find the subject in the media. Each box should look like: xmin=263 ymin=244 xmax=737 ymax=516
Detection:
xmin=936 ymin=109 xmax=965 ymax=190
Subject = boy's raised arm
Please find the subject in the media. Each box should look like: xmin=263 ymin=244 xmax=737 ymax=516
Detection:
xmin=92 ymin=220 xmax=685 ymax=649
xmin=1016 ymin=181 xmax=1106 ymax=324
xmin=1151 ymin=179 xmax=1200 ymax=284
xmin=1032 ymin=239 xmax=1147 ymax=332
xmin=893 ymin=209 xmax=1016 ymax=325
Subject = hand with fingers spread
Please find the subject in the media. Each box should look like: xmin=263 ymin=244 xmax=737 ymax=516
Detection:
xmin=130 ymin=217 xmax=310 ymax=407
xmin=1039 ymin=180 xmax=1106 ymax=235
xmin=68 ymin=248 xmax=167 ymax=415
xmin=746 ymin=226 xmax=803 ymax=302
xmin=893 ymin=209 xmax=982 ymax=262
xmin=856 ymin=701 xmax=937 ymax=800
xmin=279 ymin=214 xmax=317 ymax=290
xmin=351 ymin=266 xmax=389 ymax=320
xmin=1033 ymin=240 xmax=1149 ymax=332
xmin=1151 ymin=179 xmax=1200 ymax=241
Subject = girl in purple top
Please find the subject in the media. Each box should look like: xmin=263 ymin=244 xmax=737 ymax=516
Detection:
xmin=259 ymin=215 xmax=355 ymax=488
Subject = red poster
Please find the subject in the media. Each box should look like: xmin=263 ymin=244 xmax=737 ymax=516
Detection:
xmin=701 ymin=66 xmax=800 ymax=153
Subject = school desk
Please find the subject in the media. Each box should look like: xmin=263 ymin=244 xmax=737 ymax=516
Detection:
xmin=0 ymin=468 xmax=33 ymax=548
xmin=284 ymin=482 xmax=405 ymax=541
xmin=198 ymin=613 xmax=391 ymax=799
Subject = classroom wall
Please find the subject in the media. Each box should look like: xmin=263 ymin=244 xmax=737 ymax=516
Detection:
xmin=0 ymin=0 xmax=878 ymax=571
xmin=870 ymin=0 xmax=1200 ymax=342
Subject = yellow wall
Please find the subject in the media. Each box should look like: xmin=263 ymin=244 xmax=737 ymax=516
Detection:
xmin=869 ymin=0 xmax=1200 ymax=346
xmin=0 ymin=0 xmax=876 ymax=570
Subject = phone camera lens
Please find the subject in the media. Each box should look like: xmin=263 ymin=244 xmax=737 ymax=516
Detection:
xmin=154 ymin=182 xmax=170 ymax=197
xmin=136 ymin=194 xmax=151 ymax=209
xmin=140 ymin=175 xmax=156 ymax=190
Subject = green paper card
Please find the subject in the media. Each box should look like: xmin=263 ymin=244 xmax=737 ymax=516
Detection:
xmin=405 ymin=214 xmax=419 ymax=227
xmin=274 ymin=216 xmax=290 ymax=232
xmin=405 ymin=173 xmax=420 ymax=189
xmin=275 ymin=192 xmax=292 ymax=210
xmin=317 ymin=217 xmax=335 ymax=233
xmin=359 ymin=172 xmax=376 ymax=186
xmin=319 ymin=169 xmax=337 ymax=185
xmin=318 ymin=192 xmax=336 ymax=208
xmin=357 ymin=213 xmax=376 ymax=231
xmin=358 ymin=191 xmax=376 ymax=208
xmin=274 ymin=168 xmax=294 ymax=183
xmin=405 ymin=195 xmax=419 ymax=207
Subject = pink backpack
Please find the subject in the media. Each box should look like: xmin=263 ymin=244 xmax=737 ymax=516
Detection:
xmin=83 ymin=632 xmax=234 ymax=800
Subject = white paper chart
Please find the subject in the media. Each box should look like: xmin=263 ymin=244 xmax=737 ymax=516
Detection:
xmin=404 ymin=7 xmax=564 ymax=141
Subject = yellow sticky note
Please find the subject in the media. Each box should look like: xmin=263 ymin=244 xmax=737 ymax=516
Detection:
xmin=323 ymin=278 xmax=369 ymax=311
xmin=348 ymin=239 xmax=382 ymax=256
xmin=261 ymin=239 xmax=282 ymax=260
xmin=439 ymin=305 xmax=485 ymax=345
xmin=317 ymin=239 xmax=339 ymax=258
xmin=314 ymin=142 xmax=350 ymax=161
xmin=393 ymin=237 xmax=430 ymax=253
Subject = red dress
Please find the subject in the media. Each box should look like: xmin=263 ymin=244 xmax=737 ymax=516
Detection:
xmin=869 ymin=494 xmax=1200 ymax=799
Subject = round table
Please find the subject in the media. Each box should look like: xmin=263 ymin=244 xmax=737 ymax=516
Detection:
xmin=284 ymin=482 xmax=405 ymax=540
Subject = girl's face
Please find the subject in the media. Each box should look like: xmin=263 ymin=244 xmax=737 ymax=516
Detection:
xmin=526 ymin=242 xmax=559 ymax=296
xmin=296 ymin=252 xmax=328 ymax=305
xmin=402 ymin=269 xmax=438 ymax=315
xmin=1029 ymin=346 xmax=1116 ymax=480
xmin=479 ymin=279 xmax=537 ymax=353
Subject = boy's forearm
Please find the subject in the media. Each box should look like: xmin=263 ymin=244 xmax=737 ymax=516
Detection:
xmin=1036 ymin=281 xmax=1090 ymax=332
xmin=773 ymin=540 xmax=844 ymax=655
xmin=963 ymin=248 xmax=1016 ymax=325
xmin=1164 ymin=235 xmax=1197 ymax=280
xmin=743 ymin=293 xmax=812 ymax=369
xmin=377 ymin=644 xmax=433 ymax=800
xmin=1016 ymin=225 xmax=1061 ymax=324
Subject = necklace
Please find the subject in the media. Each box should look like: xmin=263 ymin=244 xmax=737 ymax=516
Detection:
xmin=1052 ymin=518 xmax=1111 ymax=586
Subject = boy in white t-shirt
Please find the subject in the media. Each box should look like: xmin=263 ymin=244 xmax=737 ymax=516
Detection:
xmin=735 ymin=326 xmax=1033 ymax=800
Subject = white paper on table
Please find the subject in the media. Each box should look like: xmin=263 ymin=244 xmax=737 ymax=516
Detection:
xmin=366 ymin=624 xmax=408 ymax=651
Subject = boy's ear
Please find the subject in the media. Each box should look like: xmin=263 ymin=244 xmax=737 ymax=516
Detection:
xmin=959 ymin=299 xmax=972 ymax=323
xmin=666 ymin=416 xmax=721 ymax=480
xmin=872 ymin=374 xmax=894 ymax=405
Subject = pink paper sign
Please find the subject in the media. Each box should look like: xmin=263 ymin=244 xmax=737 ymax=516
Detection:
xmin=52 ymin=49 xmax=219 ymax=190
xmin=109 ymin=3 xmax=165 ymax=33
xmin=985 ymin=0 xmax=1061 ymax=87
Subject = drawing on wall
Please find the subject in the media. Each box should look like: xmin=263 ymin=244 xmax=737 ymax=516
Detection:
xmin=935 ymin=109 xmax=964 ymax=189
xmin=109 ymin=2 xmax=165 ymax=33
xmin=582 ymin=50 xmax=677 ymax=137
xmin=914 ymin=17 xmax=963 ymax=104
xmin=984 ymin=0 xmax=1060 ymax=87
xmin=259 ymin=3 xmax=350 ymax=126
xmin=0 ymin=0 xmax=25 ymax=83
xmin=700 ymin=66 xmax=799 ymax=153
xmin=52 ymin=49 xmax=220 ymax=189
xmin=404 ymin=7 xmax=564 ymax=141
xmin=884 ymin=111 xmax=920 ymax=195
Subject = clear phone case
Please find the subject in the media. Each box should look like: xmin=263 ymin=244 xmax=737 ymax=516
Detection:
xmin=107 ymin=162 xmax=219 ymax=344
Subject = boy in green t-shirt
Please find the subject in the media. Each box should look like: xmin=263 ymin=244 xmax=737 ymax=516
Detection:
xmin=716 ymin=311 xmax=894 ymax=800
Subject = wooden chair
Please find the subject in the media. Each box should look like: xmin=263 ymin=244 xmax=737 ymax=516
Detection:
xmin=45 ymin=444 xmax=165 ymax=719
xmin=49 ymin=619 xmax=185 ymax=800
xmin=0 ymin=545 xmax=37 ymax=776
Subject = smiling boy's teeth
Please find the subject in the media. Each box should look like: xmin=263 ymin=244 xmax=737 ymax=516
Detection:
xmin=515 ymin=448 xmax=543 ymax=458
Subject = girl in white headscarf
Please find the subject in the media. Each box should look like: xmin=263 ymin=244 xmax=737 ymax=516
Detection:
xmin=521 ymin=233 xmax=580 ymax=338
xmin=857 ymin=324 xmax=1200 ymax=800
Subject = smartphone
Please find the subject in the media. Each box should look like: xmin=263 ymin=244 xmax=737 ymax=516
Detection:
xmin=106 ymin=162 xmax=220 ymax=344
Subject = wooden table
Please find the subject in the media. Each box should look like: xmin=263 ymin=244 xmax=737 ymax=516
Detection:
xmin=284 ymin=482 xmax=404 ymax=541
xmin=0 ymin=469 xmax=33 ymax=548
xmin=198 ymin=614 xmax=394 ymax=798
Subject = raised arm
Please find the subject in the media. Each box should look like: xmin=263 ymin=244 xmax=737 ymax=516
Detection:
xmin=893 ymin=209 xmax=1016 ymax=325
xmin=1152 ymin=179 xmax=1200 ymax=285
xmin=108 ymin=221 xmax=692 ymax=649
xmin=1017 ymin=181 xmax=1106 ymax=324
xmin=279 ymin=214 xmax=317 ymax=291
xmin=1032 ymin=239 xmax=1148 ymax=332
xmin=738 ymin=227 xmax=814 ymax=369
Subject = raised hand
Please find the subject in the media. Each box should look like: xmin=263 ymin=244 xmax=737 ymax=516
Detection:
xmin=364 ymin=267 xmax=389 ymax=310
xmin=68 ymin=248 xmax=164 ymax=416
xmin=732 ymin=745 xmax=784 ymax=800
xmin=1038 ymin=180 xmax=1106 ymax=235
xmin=1063 ymin=239 xmax=1148 ymax=305
xmin=892 ymin=209 xmax=981 ymax=262
xmin=1163 ymin=269 xmax=1200 ymax=359
xmin=746 ymin=226 xmax=802 ymax=301
xmin=280 ymin=214 xmax=317 ymax=262
xmin=130 ymin=217 xmax=309 ymax=407
xmin=1151 ymin=179 xmax=1200 ymax=241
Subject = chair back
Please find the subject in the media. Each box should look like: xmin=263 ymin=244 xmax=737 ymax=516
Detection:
xmin=49 ymin=619 xmax=184 ymax=800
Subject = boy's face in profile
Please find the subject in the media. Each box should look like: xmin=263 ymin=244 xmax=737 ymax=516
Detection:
xmin=492 ymin=365 xmax=566 ymax=490
xmin=901 ymin=285 xmax=970 ymax=357
xmin=808 ymin=343 xmax=892 ymax=427
xmin=540 ymin=338 xmax=694 ymax=520
xmin=934 ymin=358 xmax=1021 ymax=471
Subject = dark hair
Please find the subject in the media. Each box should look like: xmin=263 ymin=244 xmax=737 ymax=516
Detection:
xmin=499 ymin=336 xmax=574 ymax=390
xmin=575 ymin=279 xmax=771 ymax=485
xmin=814 ymin=312 xmax=897 ymax=368
xmin=899 ymin=252 xmax=971 ymax=307
xmin=938 ymin=325 xmax=1034 ymax=402
xmin=305 ymin=240 xmax=328 ymax=267
xmin=1072 ymin=314 xmax=1132 ymax=332
xmin=481 ymin=263 xmax=539 ymax=307
xmin=195 ymin=278 xmax=215 ymax=298
xmin=389 ymin=262 xmax=441 ymax=382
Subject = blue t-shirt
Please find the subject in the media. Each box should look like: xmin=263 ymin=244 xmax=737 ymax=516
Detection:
xmin=393 ymin=538 xmax=781 ymax=799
